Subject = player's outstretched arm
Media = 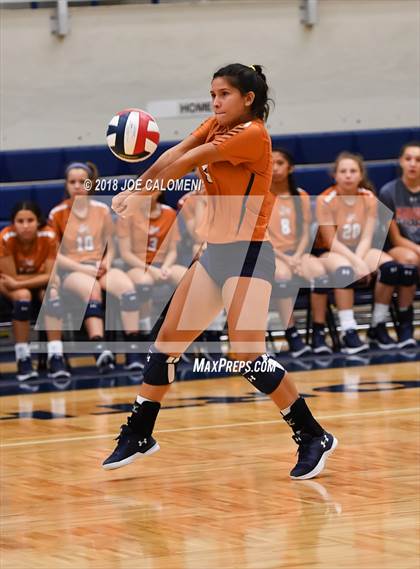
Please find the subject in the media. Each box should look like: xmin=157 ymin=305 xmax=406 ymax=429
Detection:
xmin=114 ymin=143 xmax=220 ymax=217
xmin=112 ymin=135 xmax=201 ymax=215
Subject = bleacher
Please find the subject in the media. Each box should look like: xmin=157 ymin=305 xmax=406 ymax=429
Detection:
xmin=0 ymin=126 xmax=418 ymax=366
xmin=1 ymin=126 xmax=418 ymax=226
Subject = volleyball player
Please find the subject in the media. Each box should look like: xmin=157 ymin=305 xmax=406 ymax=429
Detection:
xmin=0 ymin=201 xmax=69 ymax=380
xmin=103 ymin=64 xmax=337 ymax=480
xmin=49 ymin=162 xmax=143 ymax=372
xmin=177 ymin=180 xmax=207 ymax=259
xmin=379 ymin=142 xmax=419 ymax=347
xmin=268 ymin=148 xmax=331 ymax=356
xmin=117 ymin=190 xmax=187 ymax=339
xmin=315 ymin=153 xmax=403 ymax=353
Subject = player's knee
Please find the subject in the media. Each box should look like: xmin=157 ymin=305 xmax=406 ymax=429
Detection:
xmin=85 ymin=300 xmax=104 ymax=319
xmin=399 ymin=264 xmax=419 ymax=286
xmin=135 ymin=283 xmax=152 ymax=302
xmin=272 ymin=279 xmax=293 ymax=299
xmin=44 ymin=296 xmax=63 ymax=318
xmin=312 ymin=274 xmax=330 ymax=294
xmin=14 ymin=288 xmax=31 ymax=302
xmin=242 ymin=353 xmax=286 ymax=394
xmin=120 ymin=291 xmax=138 ymax=312
xmin=143 ymin=345 xmax=180 ymax=386
xmin=12 ymin=300 xmax=31 ymax=321
xmin=332 ymin=266 xmax=354 ymax=288
xmin=378 ymin=261 xmax=400 ymax=286
xmin=398 ymin=250 xmax=419 ymax=266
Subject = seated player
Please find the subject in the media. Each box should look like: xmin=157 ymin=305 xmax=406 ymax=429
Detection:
xmin=268 ymin=148 xmax=331 ymax=356
xmin=117 ymin=191 xmax=187 ymax=338
xmin=314 ymin=152 xmax=404 ymax=354
xmin=48 ymin=162 xmax=143 ymax=372
xmin=0 ymin=201 xmax=70 ymax=381
xmin=379 ymin=141 xmax=420 ymax=347
xmin=177 ymin=182 xmax=226 ymax=356
xmin=177 ymin=173 xmax=208 ymax=259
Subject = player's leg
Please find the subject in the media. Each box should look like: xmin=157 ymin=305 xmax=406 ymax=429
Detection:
xmin=387 ymin=247 xmax=419 ymax=347
xmin=273 ymin=259 xmax=310 ymax=357
xmin=1 ymin=285 xmax=38 ymax=381
xmin=364 ymin=249 xmax=399 ymax=349
xmin=127 ymin=267 xmax=155 ymax=340
xmin=299 ymin=254 xmax=332 ymax=354
xmin=37 ymin=287 xmax=70 ymax=378
xmin=63 ymin=272 xmax=114 ymax=372
xmin=100 ymin=268 xmax=143 ymax=370
xmin=168 ymin=264 xmax=188 ymax=285
xmin=322 ymin=252 xmax=368 ymax=354
xmin=102 ymin=261 xmax=224 ymax=470
xmin=222 ymin=275 xmax=337 ymax=480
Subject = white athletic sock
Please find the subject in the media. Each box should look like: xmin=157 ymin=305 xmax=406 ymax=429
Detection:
xmin=280 ymin=405 xmax=292 ymax=416
xmin=136 ymin=394 xmax=153 ymax=405
xmin=47 ymin=340 xmax=63 ymax=359
xmin=371 ymin=303 xmax=389 ymax=327
xmin=15 ymin=342 xmax=30 ymax=361
xmin=338 ymin=309 xmax=357 ymax=332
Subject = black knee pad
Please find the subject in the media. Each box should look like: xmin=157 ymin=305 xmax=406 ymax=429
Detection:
xmin=242 ymin=353 xmax=286 ymax=394
xmin=120 ymin=291 xmax=138 ymax=312
xmin=135 ymin=284 xmax=152 ymax=302
xmin=85 ymin=300 xmax=103 ymax=319
xmin=332 ymin=266 xmax=355 ymax=288
xmin=378 ymin=261 xmax=400 ymax=285
xmin=12 ymin=300 xmax=31 ymax=321
xmin=312 ymin=274 xmax=330 ymax=294
xmin=45 ymin=296 xmax=63 ymax=318
xmin=272 ymin=279 xmax=292 ymax=299
xmin=399 ymin=264 xmax=419 ymax=286
xmin=143 ymin=345 xmax=180 ymax=385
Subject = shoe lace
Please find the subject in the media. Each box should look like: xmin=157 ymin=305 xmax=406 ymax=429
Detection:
xmin=292 ymin=433 xmax=313 ymax=459
xmin=115 ymin=424 xmax=132 ymax=442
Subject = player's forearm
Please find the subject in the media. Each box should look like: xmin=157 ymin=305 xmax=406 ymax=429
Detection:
xmin=122 ymin=251 xmax=147 ymax=271
xmin=274 ymin=250 xmax=291 ymax=265
xmin=147 ymin=154 xmax=196 ymax=191
xmin=141 ymin=146 xmax=185 ymax=183
xmin=15 ymin=273 xmax=50 ymax=289
xmin=355 ymin=236 xmax=372 ymax=259
xmin=295 ymin=229 xmax=309 ymax=257
xmin=56 ymin=253 xmax=85 ymax=272
xmin=162 ymin=249 xmax=177 ymax=269
xmin=330 ymin=239 xmax=358 ymax=263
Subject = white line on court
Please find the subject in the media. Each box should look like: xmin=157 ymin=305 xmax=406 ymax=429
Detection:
xmin=1 ymin=406 xmax=419 ymax=448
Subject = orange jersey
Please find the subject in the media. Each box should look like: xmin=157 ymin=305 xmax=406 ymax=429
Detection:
xmin=315 ymin=186 xmax=377 ymax=249
xmin=0 ymin=225 xmax=57 ymax=275
xmin=117 ymin=204 xmax=180 ymax=265
xmin=49 ymin=198 xmax=113 ymax=263
xmin=268 ymin=189 xmax=312 ymax=253
xmin=177 ymin=190 xmax=203 ymax=221
xmin=192 ymin=116 xmax=274 ymax=243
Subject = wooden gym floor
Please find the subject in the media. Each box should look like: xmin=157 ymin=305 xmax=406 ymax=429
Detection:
xmin=1 ymin=358 xmax=419 ymax=569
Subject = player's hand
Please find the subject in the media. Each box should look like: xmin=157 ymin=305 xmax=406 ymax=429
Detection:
xmin=160 ymin=267 xmax=171 ymax=280
xmin=97 ymin=260 xmax=108 ymax=278
xmin=111 ymin=190 xmax=132 ymax=216
xmin=147 ymin=266 xmax=161 ymax=280
xmin=288 ymin=254 xmax=302 ymax=271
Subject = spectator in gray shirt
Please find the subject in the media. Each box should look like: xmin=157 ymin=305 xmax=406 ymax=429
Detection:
xmin=379 ymin=141 xmax=420 ymax=348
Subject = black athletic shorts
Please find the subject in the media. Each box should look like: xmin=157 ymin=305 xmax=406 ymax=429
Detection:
xmin=311 ymin=247 xmax=329 ymax=258
xmin=58 ymin=262 xmax=98 ymax=285
xmin=198 ymin=240 xmax=275 ymax=288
